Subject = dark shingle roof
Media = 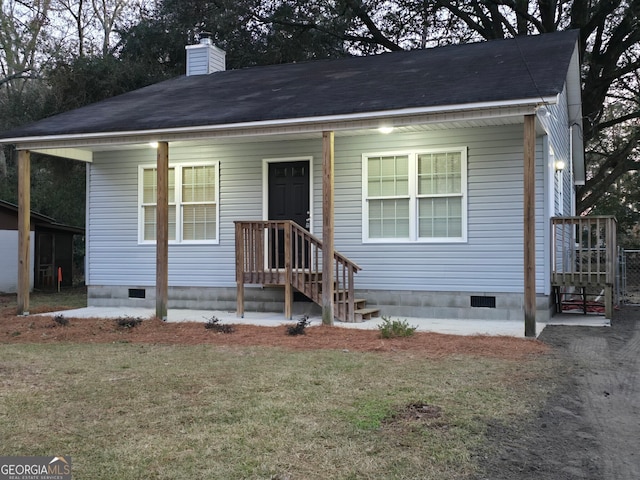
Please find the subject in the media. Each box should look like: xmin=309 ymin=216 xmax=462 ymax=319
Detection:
xmin=0 ymin=30 xmax=579 ymax=140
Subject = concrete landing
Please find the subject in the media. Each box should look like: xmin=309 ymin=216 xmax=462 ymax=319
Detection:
xmin=38 ymin=306 xmax=609 ymax=338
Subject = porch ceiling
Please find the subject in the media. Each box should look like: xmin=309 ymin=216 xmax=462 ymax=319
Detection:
xmin=94 ymin=114 xmax=526 ymax=151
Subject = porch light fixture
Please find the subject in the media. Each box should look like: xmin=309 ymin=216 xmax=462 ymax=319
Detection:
xmin=536 ymin=105 xmax=552 ymax=118
xmin=555 ymin=160 xmax=566 ymax=171
xmin=148 ymin=141 xmax=159 ymax=149
xmin=378 ymin=126 xmax=394 ymax=134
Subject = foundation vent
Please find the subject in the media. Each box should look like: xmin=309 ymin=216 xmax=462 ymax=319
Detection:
xmin=470 ymin=295 xmax=496 ymax=308
xmin=128 ymin=288 xmax=146 ymax=299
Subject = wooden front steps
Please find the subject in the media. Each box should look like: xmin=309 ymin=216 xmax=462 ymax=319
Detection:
xmin=236 ymin=220 xmax=377 ymax=323
xmin=353 ymin=307 xmax=380 ymax=322
xmin=300 ymin=277 xmax=380 ymax=322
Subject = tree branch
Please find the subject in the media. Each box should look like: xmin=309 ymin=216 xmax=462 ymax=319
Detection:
xmin=594 ymin=110 xmax=640 ymax=134
xmin=578 ymin=129 xmax=640 ymax=212
xmin=343 ymin=0 xmax=403 ymax=51
xmin=0 ymin=70 xmax=37 ymax=86
xmin=435 ymin=0 xmax=497 ymax=39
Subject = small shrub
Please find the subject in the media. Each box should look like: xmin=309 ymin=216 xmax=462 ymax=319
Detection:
xmin=204 ymin=316 xmax=235 ymax=334
xmin=378 ymin=317 xmax=417 ymax=339
xmin=286 ymin=315 xmax=310 ymax=336
xmin=53 ymin=314 xmax=69 ymax=327
xmin=115 ymin=316 xmax=143 ymax=329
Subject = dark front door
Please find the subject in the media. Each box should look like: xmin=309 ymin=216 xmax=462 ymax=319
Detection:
xmin=268 ymin=161 xmax=310 ymax=268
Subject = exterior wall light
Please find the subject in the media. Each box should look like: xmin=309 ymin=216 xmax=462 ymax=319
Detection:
xmin=378 ymin=126 xmax=394 ymax=134
xmin=149 ymin=141 xmax=159 ymax=149
xmin=537 ymin=105 xmax=552 ymax=118
xmin=555 ymin=160 xmax=566 ymax=171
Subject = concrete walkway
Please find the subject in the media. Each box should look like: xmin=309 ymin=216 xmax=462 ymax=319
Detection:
xmin=41 ymin=306 xmax=611 ymax=338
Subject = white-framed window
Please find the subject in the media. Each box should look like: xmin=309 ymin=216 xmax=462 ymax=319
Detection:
xmin=363 ymin=148 xmax=467 ymax=242
xmin=139 ymin=162 xmax=219 ymax=244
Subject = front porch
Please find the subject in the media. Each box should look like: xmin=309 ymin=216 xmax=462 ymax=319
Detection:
xmin=15 ymin=117 xmax=548 ymax=336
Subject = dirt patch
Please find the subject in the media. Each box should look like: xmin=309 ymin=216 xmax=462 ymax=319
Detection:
xmin=0 ymin=311 xmax=547 ymax=360
xmin=388 ymin=402 xmax=443 ymax=424
xmin=474 ymin=306 xmax=640 ymax=480
xmin=382 ymin=402 xmax=447 ymax=436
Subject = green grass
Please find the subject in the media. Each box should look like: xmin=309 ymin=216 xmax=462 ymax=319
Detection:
xmin=0 ymin=343 xmax=558 ymax=479
xmin=0 ymin=287 xmax=87 ymax=312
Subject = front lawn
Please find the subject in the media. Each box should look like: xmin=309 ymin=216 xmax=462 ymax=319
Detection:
xmin=0 ymin=341 xmax=558 ymax=479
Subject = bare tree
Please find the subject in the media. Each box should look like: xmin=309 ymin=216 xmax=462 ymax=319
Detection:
xmin=46 ymin=0 xmax=150 ymax=58
xmin=0 ymin=0 xmax=52 ymax=94
xmin=54 ymin=0 xmax=95 ymax=57
xmin=91 ymin=0 xmax=128 ymax=55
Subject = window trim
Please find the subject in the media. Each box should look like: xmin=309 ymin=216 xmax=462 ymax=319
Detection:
xmin=362 ymin=147 xmax=468 ymax=244
xmin=138 ymin=161 xmax=220 ymax=245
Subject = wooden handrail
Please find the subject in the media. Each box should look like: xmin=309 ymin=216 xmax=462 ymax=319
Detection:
xmin=235 ymin=220 xmax=361 ymax=322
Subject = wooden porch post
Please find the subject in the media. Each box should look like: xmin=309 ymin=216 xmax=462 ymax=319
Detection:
xmin=284 ymin=222 xmax=292 ymax=319
xmin=605 ymin=217 xmax=616 ymax=319
xmin=156 ymin=142 xmax=169 ymax=321
xmin=322 ymin=131 xmax=335 ymax=325
xmin=524 ymin=115 xmax=536 ymax=337
xmin=17 ymin=150 xmax=31 ymax=315
xmin=235 ymin=222 xmax=245 ymax=318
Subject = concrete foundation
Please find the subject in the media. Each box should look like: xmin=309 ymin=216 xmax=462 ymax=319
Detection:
xmin=356 ymin=289 xmax=554 ymax=323
xmin=88 ymin=285 xmax=321 ymax=317
xmin=88 ymin=285 xmax=554 ymax=322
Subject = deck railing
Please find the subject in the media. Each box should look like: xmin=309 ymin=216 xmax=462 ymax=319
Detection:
xmin=234 ymin=220 xmax=361 ymax=322
xmin=551 ymin=216 xmax=617 ymax=318
xmin=551 ymin=216 xmax=617 ymax=287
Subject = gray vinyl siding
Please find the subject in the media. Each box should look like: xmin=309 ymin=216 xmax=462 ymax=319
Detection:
xmin=186 ymin=44 xmax=225 ymax=76
xmin=333 ymin=125 xmax=545 ymax=293
xmin=540 ymin=85 xmax=570 ymax=166
xmin=553 ymin=168 xmax=573 ymax=217
xmin=186 ymin=48 xmax=208 ymax=75
xmin=88 ymin=141 xmax=323 ymax=288
xmin=562 ymin=165 xmax=574 ymax=215
xmin=553 ymin=169 xmax=562 ymax=215
xmin=87 ymin=124 xmax=546 ymax=294
xmin=544 ymin=85 xmax=574 ymax=219
xmin=336 ymin=126 xmax=544 ymax=292
xmin=542 ymin=84 xmax=576 ymax=217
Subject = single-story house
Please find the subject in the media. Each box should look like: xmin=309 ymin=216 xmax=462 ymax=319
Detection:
xmin=2 ymin=30 xmax=606 ymax=335
xmin=0 ymin=199 xmax=83 ymax=292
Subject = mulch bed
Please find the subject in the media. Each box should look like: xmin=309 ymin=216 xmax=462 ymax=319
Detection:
xmin=0 ymin=306 xmax=549 ymax=360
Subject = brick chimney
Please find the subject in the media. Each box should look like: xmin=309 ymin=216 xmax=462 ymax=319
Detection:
xmin=185 ymin=37 xmax=226 ymax=76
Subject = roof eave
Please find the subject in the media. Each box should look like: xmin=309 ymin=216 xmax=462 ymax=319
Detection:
xmin=3 ymin=97 xmax=555 ymax=150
